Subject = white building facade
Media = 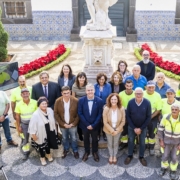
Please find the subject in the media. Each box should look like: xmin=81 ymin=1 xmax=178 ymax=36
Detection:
xmin=0 ymin=0 xmax=180 ymax=41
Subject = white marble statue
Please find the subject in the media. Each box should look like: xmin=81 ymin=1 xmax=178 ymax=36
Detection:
xmin=86 ymin=0 xmax=118 ymax=30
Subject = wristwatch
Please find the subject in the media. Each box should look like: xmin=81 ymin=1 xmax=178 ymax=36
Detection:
xmin=3 ymin=114 xmax=7 ymax=117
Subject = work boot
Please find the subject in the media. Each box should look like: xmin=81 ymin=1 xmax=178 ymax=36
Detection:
xmin=170 ymin=171 xmax=178 ymax=180
xmin=159 ymin=168 xmax=166 ymax=176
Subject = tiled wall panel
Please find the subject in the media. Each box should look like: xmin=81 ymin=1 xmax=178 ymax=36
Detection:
xmin=3 ymin=11 xmax=73 ymax=41
xmin=135 ymin=11 xmax=180 ymax=41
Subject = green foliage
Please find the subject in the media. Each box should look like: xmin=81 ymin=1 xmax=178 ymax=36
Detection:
xmin=0 ymin=8 xmax=9 ymax=62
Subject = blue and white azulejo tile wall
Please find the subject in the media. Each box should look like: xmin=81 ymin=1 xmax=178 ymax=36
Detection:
xmin=135 ymin=11 xmax=180 ymax=41
xmin=3 ymin=11 xmax=73 ymax=41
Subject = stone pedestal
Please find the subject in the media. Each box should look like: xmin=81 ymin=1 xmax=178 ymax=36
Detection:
xmin=79 ymin=26 xmax=117 ymax=83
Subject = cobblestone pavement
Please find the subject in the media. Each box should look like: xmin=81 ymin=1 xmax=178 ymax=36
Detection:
xmin=1 ymin=41 xmax=180 ymax=180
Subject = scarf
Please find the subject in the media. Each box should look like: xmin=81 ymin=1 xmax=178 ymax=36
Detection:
xmin=37 ymin=107 xmax=54 ymax=131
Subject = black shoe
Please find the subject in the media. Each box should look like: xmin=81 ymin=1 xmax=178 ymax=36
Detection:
xmin=139 ymin=157 xmax=147 ymax=166
xmin=93 ymin=152 xmax=99 ymax=162
xmin=170 ymin=171 xmax=178 ymax=180
xmin=119 ymin=143 xmax=128 ymax=150
xmin=82 ymin=152 xmax=90 ymax=162
xmin=103 ymin=133 xmax=107 ymax=141
xmin=73 ymin=152 xmax=79 ymax=159
xmin=124 ymin=156 xmax=133 ymax=165
xmin=159 ymin=168 xmax=166 ymax=176
xmin=62 ymin=150 xmax=69 ymax=159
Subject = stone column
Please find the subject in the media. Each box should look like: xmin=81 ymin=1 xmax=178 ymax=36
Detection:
xmin=175 ymin=0 xmax=180 ymax=24
xmin=70 ymin=0 xmax=81 ymax=41
xmin=126 ymin=0 xmax=137 ymax=42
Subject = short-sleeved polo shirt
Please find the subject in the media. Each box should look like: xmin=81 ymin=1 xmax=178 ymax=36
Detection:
xmin=15 ymin=99 xmax=37 ymax=122
xmin=11 ymin=86 xmax=32 ymax=103
xmin=125 ymin=75 xmax=147 ymax=90
xmin=0 ymin=91 xmax=10 ymax=116
xmin=155 ymin=82 xmax=170 ymax=99
xmin=144 ymin=91 xmax=162 ymax=114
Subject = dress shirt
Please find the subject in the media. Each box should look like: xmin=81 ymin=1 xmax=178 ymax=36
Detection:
xmin=111 ymin=109 xmax=118 ymax=128
xmin=135 ymin=98 xmax=144 ymax=106
xmin=88 ymin=98 xmax=94 ymax=115
xmin=63 ymin=99 xmax=70 ymax=124
xmin=64 ymin=78 xmax=68 ymax=86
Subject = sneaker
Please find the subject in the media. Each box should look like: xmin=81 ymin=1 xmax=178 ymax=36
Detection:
xmin=45 ymin=154 xmax=53 ymax=162
xmin=170 ymin=171 xmax=178 ymax=180
xmin=40 ymin=158 xmax=47 ymax=166
xmin=149 ymin=149 xmax=155 ymax=156
xmin=8 ymin=140 xmax=18 ymax=147
xmin=159 ymin=168 xmax=166 ymax=176
xmin=139 ymin=157 xmax=147 ymax=166
xmin=124 ymin=156 xmax=133 ymax=165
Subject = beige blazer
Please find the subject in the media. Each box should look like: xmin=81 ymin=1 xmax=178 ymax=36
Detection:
xmin=103 ymin=106 xmax=125 ymax=135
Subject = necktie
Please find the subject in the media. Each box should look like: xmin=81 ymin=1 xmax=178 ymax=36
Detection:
xmin=44 ymin=86 xmax=48 ymax=98
xmin=88 ymin=99 xmax=93 ymax=102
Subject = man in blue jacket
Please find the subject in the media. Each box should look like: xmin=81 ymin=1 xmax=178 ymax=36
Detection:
xmin=78 ymin=84 xmax=103 ymax=162
xmin=124 ymin=87 xmax=151 ymax=166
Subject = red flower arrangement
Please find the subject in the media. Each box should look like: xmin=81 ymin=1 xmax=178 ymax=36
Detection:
xmin=18 ymin=44 xmax=66 ymax=75
xmin=141 ymin=43 xmax=180 ymax=75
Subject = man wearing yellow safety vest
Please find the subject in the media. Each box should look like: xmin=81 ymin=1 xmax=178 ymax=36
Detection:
xmin=143 ymin=80 xmax=162 ymax=156
xmin=158 ymin=104 xmax=180 ymax=180
xmin=15 ymin=88 xmax=37 ymax=159
xmin=11 ymin=75 xmax=32 ymax=135
xmin=119 ymin=79 xmax=135 ymax=150
xmin=161 ymin=88 xmax=180 ymax=116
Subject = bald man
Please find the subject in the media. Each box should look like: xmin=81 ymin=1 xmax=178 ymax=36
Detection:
xmin=124 ymin=65 xmax=147 ymax=90
xmin=137 ymin=50 xmax=155 ymax=81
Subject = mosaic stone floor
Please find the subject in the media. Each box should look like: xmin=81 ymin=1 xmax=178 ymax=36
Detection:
xmin=1 ymin=41 xmax=180 ymax=179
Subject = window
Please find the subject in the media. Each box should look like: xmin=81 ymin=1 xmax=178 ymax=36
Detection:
xmin=0 ymin=0 xmax=32 ymax=24
xmin=4 ymin=2 xmax=26 ymax=18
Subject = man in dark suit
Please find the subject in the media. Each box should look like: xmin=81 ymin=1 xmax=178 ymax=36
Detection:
xmin=32 ymin=71 xmax=60 ymax=109
xmin=137 ymin=50 xmax=155 ymax=81
xmin=78 ymin=84 xmax=103 ymax=162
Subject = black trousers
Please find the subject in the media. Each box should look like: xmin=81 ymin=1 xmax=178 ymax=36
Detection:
xmin=83 ymin=129 xmax=98 ymax=154
xmin=39 ymin=146 xmax=50 ymax=158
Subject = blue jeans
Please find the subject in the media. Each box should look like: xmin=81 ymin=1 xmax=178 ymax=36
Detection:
xmin=128 ymin=126 xmax=147 ymax=158
xmin=0 ymin=117 xmax=12 ymax=146
xmin=60 ymin=126 xmax=78 ymax=152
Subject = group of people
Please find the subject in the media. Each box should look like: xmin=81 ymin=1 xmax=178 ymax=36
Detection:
xmin=0 ymin=50 xmax=180 ymax=179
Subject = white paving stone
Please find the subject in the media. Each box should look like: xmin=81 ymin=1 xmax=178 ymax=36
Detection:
xmin=99 ymin=164 xmax=125 ymax=178
xmin=12 ymin=160 xmax=39 ymax=177
xmin=126 ymin=161 xmax=154 ymax=178
xmin=41 ymin=160 xmax=66 ymax=177
xmin=69 ymin=162 xmax=97 ymax=177
xmin=2 ymin=148 xmax=23 ymax=165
